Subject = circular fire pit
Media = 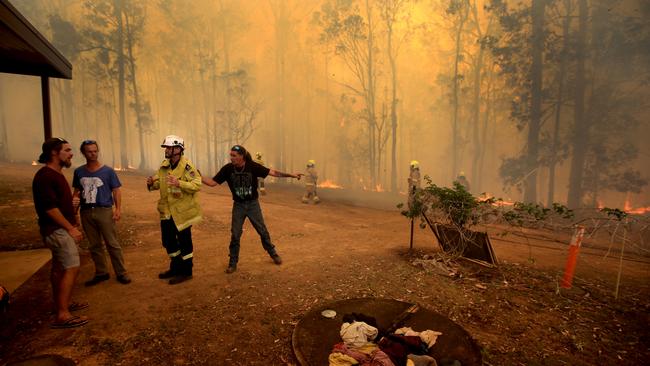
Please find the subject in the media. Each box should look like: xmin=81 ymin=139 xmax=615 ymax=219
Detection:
xmin=292 ymin=298 xmax=482 ymax=366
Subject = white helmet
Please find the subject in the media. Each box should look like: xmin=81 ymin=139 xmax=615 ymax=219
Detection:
xmin=161 ymin=135 xmax=184 ymax=149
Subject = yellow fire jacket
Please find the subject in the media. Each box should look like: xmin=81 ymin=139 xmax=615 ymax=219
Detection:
xmin=148 ymin=156 xmax=202 ymax=231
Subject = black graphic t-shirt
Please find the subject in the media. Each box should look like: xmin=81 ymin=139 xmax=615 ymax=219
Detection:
xmin=214 ymin=161 xmax=270 ymax=202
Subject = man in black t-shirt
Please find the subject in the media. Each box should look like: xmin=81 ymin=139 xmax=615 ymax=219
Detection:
xmin=202 ymin=145 xmax=303 ymax=273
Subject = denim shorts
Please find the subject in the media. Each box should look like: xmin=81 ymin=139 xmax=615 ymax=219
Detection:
xmin=44 ymin=229 xmax=80 ymax=269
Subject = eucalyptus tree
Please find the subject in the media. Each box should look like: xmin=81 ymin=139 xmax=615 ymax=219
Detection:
xmin=378 ymin=0 xmax=417 ymax=192
xmin=574 ymin=0 xmax=650 ymax=207
xmin=314 ymin=0 xmax=380 ymax=187
xmin=82 ymin=0 xmax=147 ymax=169
xmin=444 ymin=0 xmax=470 ymax=184
xmin=488 ymin=0 xmax=547 ymax=203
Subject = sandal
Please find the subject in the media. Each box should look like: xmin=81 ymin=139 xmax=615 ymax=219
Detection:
xmin=69 ymin=301 xmax=89 ymax=312
xmin=50 ymin=315 xmax=89 ymax=329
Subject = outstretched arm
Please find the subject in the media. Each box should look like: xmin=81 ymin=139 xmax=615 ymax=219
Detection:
xmin=268 ymin=169 xmax=303 ymax=180
xmin=202 ymin=176 xmax=219 ymax=187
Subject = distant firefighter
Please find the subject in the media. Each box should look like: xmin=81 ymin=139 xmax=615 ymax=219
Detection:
xmin=408 ymin=160 xmax=421 ymax=210
xmin=456 ymin=171 xmax=471 ymax=192
xmin=302 ymin=160 xmax=320 ymax=204
xmin=254 ymin=152 xmax=267 ymax=196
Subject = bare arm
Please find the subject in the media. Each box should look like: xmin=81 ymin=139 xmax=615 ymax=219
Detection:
xmin=45 ymin=208 xmax=83 ymax=242
xmin=72 ymin=188 xmax=81 ymax=213
xmin=112 ymin=188 xmax=121 ymax=221
xmin=268 ymin=169 xmax=303 ymax=180
xmin=201 ymin=176 xmax=219 ymax=187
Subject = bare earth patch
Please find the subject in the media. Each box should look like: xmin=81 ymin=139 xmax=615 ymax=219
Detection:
xmin=0 ymin=162 xmax=648 ymax=365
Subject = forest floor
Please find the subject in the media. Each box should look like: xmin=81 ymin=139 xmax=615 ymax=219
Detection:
xmin=0 ymin=161 xmax=649 ymax=366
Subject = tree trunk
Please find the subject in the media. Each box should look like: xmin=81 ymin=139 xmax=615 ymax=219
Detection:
xmin=0 ymin=83 xmax=7 ymax=161
xmin=124 ymin=9 xmax=147 ymax=170
xmin=548 ymin=0 xmax=572 ymax=206
xmin=198 ymin=56 xmax=211 ymax=171
xmin=366 ymin=0 xmax=377 ymax=188
xmin=470 ymin=3 xmax=490 ymax=193
xmin=208 ymin=65 xmax=216 ymax=172
xmin=115 ymin=0 xmax=128 ymax=170
xmin=524 ymin=0 xmax=545 ymax=203
xmin=567 ymin=0 xmax=588 ymax=209
xmin=477 ymin=62 xmax=495 ymax=191
xmin=451 ymin=3 xmax=468 ymax=183
xmin=470 ymin=42 xmax=485 ymax=193
xmin=386 ymin=5 xmax=398 ymax=193
xmin=271 ymin=0 xmax=287 ymax=172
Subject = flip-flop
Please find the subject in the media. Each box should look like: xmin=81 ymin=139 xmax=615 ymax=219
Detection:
xmin=69 ymin=301 xmax=89 ymax=312
xmin=50 ymin=315 xmax=89 ymax=329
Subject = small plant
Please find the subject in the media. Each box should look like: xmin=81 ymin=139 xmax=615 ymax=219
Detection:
xmin=600 ymin=207 xmax=627 ymax=221
xmin=552 ymin=203 xmax=574 ymax=219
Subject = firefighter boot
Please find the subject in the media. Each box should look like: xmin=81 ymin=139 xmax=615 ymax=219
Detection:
xmin=169 ymin=257 xmax=193 ymax=285
xmin=159 ymin=257 xmax=181 ymax=279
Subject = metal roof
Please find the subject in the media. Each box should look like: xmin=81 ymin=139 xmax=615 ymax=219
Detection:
xmin=0 ymin=0 xmax=72 ymax=79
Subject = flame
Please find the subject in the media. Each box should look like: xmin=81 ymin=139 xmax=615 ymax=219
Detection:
xmin=318 ymin=180 xmax=343 ymax=189
xmin=31 ymin=161 xmax=38 ymax=166
xmin=358 ymin=179 xmax=383 ymax=192
xmin=479 ymin=193 xmax=514 ymax=207
xmin=626 ymin=206 xmax=650 ymax=215
xmin=623 ymin=192 xmax=632 ymax=212
xmin=621 ymin=192 xmax=650 ymax=214
xmin=597 ymin=200 xmax=605 ymax=209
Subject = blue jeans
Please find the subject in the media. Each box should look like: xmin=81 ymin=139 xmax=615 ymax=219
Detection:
xmin=229 ymin=200 xmax=277 ymax=265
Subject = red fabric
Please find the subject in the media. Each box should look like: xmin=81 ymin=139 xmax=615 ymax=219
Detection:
xmin=32 ymin=167 xmax=75 ymax=236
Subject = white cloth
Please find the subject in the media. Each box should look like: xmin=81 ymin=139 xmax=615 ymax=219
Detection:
xmin=395 ymin=327 xmax=443 ymax=349
xmin=340 ymin=321 xmax=379 ymax=348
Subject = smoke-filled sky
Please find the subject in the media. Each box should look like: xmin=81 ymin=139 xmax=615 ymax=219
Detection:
xmin=1 ymin=0 xmax=649 ymax=209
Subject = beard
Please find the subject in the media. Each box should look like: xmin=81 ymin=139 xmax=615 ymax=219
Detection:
xmin=61 ymin=159 xmax=72 ymax=168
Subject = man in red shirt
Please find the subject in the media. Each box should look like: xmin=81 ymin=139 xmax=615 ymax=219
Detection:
xmin=32 ymin=138 xmax=89 ymax=328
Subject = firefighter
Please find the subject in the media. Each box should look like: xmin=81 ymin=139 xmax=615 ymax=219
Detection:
xmin=146 ymin=135 xmax=202 ymax=285
xmin=254 ymin=152 xmax=267 ymax=196
xmin=302 ymin=160 xmax=320 ymax=204
xmin=408 ymin=160 xmax=420 ymax=210
xmin=456 ymin=171 xmax=471 ymax=192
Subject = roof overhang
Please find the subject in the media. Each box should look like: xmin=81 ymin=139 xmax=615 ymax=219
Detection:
xmin=0 ymin=0 xmax=72 ymax=79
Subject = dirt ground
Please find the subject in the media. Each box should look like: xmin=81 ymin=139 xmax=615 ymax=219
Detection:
xmin=0 ymin=161 xmax=649 ymax=366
